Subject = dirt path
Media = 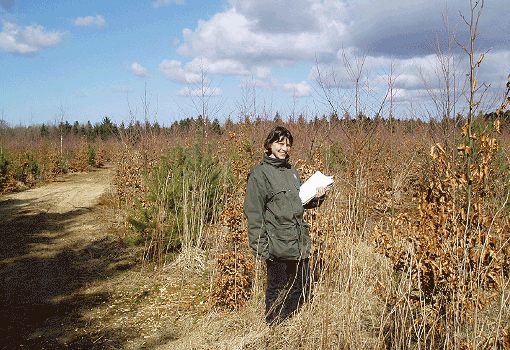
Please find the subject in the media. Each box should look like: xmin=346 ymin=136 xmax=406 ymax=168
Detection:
xmin=0 ymin=166 xmax=138 ymax=349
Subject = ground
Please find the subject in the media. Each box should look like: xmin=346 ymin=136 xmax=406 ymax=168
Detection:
xmin=0 ymin=166 xmax=211 ymax=349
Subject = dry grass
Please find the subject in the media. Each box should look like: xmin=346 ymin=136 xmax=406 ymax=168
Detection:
xmin=142 ymin=238 xmax=390 ymax=350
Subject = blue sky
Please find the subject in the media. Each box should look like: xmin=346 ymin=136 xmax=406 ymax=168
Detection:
xmin=1 ymin=0 xmax=509 ymax=126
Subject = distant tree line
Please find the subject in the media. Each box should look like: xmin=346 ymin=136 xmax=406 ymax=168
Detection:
xmin=39 ymin=117 xmax=120 ymax=141
xmin=1 ymin=109 xmax=510 ymax=144
xmin=35 ymin=116 xmax=225 ymax=142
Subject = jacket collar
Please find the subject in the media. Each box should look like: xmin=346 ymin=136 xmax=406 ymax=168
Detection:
xmin=263 ymin=153 xmax=291 ymax=169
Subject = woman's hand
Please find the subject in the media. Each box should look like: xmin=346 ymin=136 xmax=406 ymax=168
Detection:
xmin=315 ymin=186 xmax=328 ymax=198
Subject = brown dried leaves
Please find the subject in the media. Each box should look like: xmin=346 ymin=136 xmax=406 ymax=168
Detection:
xmin=373 ymin=124 xmax=510 ymax=347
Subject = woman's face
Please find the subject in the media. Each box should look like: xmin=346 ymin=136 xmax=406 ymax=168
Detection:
xmin=269 ymin=137 xmax=291 ymax=159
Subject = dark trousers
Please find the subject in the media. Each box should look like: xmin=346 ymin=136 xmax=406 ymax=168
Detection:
xmin=265 ymin=258 xmax=310 ymax=324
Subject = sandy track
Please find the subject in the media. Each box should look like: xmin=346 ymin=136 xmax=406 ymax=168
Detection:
xmin=2 ymin=167 xmax=111 ymax=214
xmin=0 ymin=166 xmax=136 ymax=349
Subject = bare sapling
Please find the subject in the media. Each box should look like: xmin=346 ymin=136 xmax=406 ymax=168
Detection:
xmin=455 ymin=0 xmax=490 ymax=140
xmin=178 ymin=60 xmax=225 ymax=140
xmin=419 ymin=7 xmax=462 ymax=122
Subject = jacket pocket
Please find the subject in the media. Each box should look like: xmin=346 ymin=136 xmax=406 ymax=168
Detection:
xmin=267 ymin=227 xmax=299 ymax=260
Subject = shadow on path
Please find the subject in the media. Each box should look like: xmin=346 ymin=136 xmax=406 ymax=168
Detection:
xmin=0 ymin=197 xmax=135 ymax=349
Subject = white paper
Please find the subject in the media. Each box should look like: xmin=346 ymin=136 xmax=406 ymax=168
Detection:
xmin=299 ymin=171 xmax=334 ymax=204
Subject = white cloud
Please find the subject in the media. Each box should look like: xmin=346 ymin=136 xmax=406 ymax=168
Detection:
xmin=391 ymin=89 xmax=433 ymax=105
xmin=177 ymin=3 xmax=348 ymax=67
xmin=0 ymin=21 xmax=64 ymax=54
xmin=153 ymin=0 xmax=184 ymax=8
xmin=251 ymin=66 xmax=272 ymax=81
xmin=160 ymin=56 xmax=269 ymax=87
xmin=176 ymin=0 xmax=508 ymax=74
xmin=392 ymin=73 xmax=425 ymax=90
xmin=159 ymin=59 xmax=203 ymax=84
xmin=476 ymin=49 xmax=510 ymax=85
xmin=282 ymin=81 xmax=312 ymax=97
xmin=177 ymin=86 xmax=223 ymax=97
xmin=238 ymin=76 xmax=268 ymax=90
xmin=131 ymin=62 xmax=148 ymax=77
xmin=309 ymin=50 xmax=455 ymax=95
xmin=72 ymin=15 xmax=106 ymax=28
xmin=186 ymin=57 xmax=250 ymax=76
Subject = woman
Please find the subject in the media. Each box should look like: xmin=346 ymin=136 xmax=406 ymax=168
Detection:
xmin=244 ymin=126 xmax=327 ymax=324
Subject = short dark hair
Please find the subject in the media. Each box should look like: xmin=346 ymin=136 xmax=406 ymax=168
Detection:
xmin=264 ymin=126 xmax=293 ymax=153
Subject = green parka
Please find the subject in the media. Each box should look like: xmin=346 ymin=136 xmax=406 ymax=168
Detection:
xmin=244 ymin=154 xmax=322 ymax=260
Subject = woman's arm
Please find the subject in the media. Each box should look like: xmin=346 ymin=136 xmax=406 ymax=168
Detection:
xmin=244 ymin=172 xmax=269 ymax=260
xmin=303 ymin=186 xmax=328 ymax=209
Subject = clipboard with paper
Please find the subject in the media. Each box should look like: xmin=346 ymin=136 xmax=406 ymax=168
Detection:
xmin=299 ymin=171 xmax=334 ymax=204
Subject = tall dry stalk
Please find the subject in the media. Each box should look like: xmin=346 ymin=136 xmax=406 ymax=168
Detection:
xmin=419 ymin=6 xmax=462 ymax=124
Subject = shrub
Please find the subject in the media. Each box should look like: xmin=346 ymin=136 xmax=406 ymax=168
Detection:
xmin=87 ymin=144 xmax=96 ymax=166
xmin=0 ymin=150 xmax=11 ymax=180
xmin=15 ymin=152 xmax=39 ymax=187
xmin=69 ymin=137 xmax=90 ymax=172
xmin=0 ymin=150 xmax=16 ymax=193
xmin=212 ymin=131 xmax=256 ymax=309
xmin=128 ymin=140 xmax=226 ymax=263
xmin=373 ymin=118 xmax=510 ymax=349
